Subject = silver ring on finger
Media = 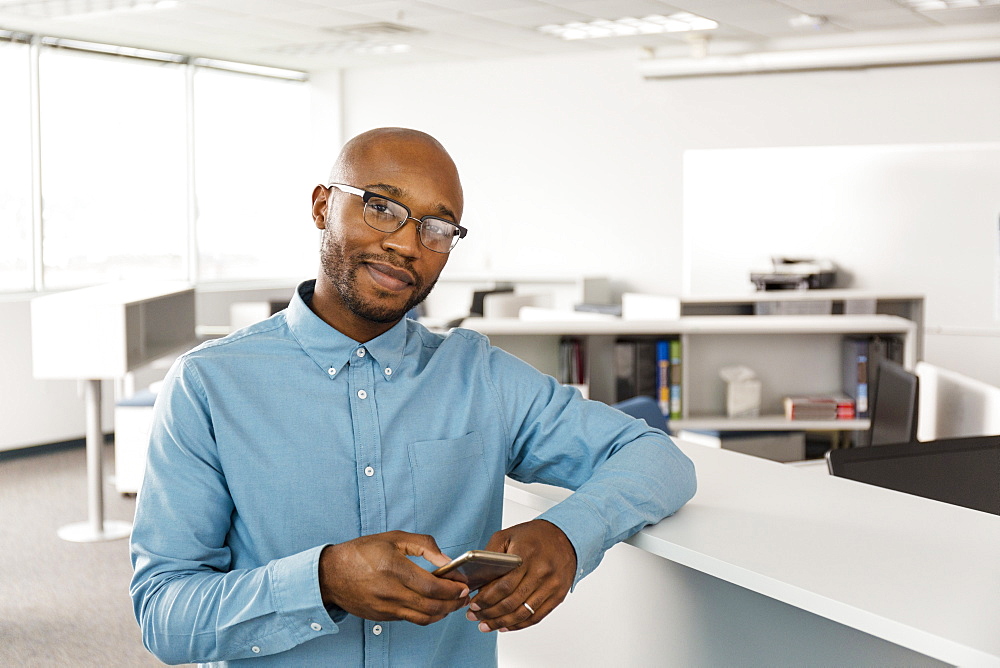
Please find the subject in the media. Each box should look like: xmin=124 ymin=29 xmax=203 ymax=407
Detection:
xmin=523 ymin=601 xmax=535 ymax=615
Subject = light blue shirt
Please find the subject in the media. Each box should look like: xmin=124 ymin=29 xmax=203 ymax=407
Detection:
xmin=130 ymin=280 xmax=696 ymax=667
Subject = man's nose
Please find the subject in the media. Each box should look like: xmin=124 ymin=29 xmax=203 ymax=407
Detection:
xmin=381 ymin=217 xmax=422 ymax=257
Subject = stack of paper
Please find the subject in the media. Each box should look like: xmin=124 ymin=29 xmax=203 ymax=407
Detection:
xmin=783 ymin=396 xmax=838 ymax=420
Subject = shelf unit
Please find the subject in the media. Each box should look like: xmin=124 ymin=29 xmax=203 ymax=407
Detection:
xmin=679 ymin=291 xmax=924 ymax=358
xmin=463 ymin=312 xmax=917 ymax=434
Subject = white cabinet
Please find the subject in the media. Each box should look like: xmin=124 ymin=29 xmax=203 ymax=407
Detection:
xmin=464 ymin=306 xmax=918 ymax=434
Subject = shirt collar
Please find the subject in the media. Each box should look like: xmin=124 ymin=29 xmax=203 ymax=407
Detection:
xmin=286 ymin=279 xmax=408 ymax=381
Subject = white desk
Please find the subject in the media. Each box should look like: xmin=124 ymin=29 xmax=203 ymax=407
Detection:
xmin=31 ymin=282 xmax=196 ymax=542
xmin=499 ymin=442 xmax=1000 ymax=667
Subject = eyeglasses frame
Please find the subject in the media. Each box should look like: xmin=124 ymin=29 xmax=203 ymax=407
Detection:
xmin=327 ymin=182 xmax=467 ymax=254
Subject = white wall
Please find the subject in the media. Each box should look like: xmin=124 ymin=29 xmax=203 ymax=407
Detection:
xmin=309 ymin=49 xmax=1000 ymax=382
xmin=683 ymin=143 xmax=1000 ymax=386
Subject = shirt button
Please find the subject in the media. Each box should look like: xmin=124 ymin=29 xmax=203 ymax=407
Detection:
xmin=357 ymin=348 xmax=366 ymax=357
xmin=310 ymin=622 xmax=322 ymax=631
xmin=364 ymin=466 xmax=374 ymax=477
xmin=251 ymin=646 xmax=261 ymax=654
xmin=328 ymin=367 xmax=337 ymax=376
xmin=357 ymin=389 xmax=367 ymax=399
xmin=384 ymin=367 xmax=392 ymax=376
xmin=372 ymin=624 xmax=383 ymax=636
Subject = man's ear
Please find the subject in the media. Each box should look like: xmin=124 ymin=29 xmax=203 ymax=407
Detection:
xmin=312 ymin=184 xmax=329 ymax=229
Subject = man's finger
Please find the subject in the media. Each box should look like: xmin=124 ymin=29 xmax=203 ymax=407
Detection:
xmin=391 ymin=531 xmax=452 ymax=567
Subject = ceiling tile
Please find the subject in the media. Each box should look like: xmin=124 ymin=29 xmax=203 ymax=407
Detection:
xmin=418 ymin=0 xmax=537 ymax=12
xmin=779 ymin=0 xmax=903 ymax=13
xmin=830 ymin=9 xmax=934 ymax=29
xmin=922 ymin=6 xmax=1000 ymax=25
xmin=475 ymin=6 xmax=590 ymax=29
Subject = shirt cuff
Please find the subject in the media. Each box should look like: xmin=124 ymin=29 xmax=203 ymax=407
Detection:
xmin=535 ymin=497 xmax=606 ymax=590
xmin=270 ymin=544 xmax=346 ymax=645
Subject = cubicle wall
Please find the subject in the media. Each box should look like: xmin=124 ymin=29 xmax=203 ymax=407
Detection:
xmin=916 ymin=361 xmax=1000 ymax=441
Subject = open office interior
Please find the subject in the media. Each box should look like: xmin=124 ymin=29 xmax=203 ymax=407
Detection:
xmin=1 ymin=1 xmax=999 ymax=666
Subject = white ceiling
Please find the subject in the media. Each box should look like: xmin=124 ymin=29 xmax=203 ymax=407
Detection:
xmin=1 ymin=0 xmax=998 ymax=73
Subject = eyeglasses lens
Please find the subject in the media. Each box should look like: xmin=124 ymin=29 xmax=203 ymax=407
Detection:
xmin=363 ymin=196 xmax=459 ymax=253
xmin=419 ymin=218 xmax=458 ymax=253
xmin=363 ymin=197 xmax=406 ymax=233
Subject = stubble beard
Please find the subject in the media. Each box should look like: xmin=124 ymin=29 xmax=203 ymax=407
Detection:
xmin=320 ymin=229 xmax=437 ymax=324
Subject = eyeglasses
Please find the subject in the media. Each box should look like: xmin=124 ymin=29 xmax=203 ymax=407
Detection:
xmin=327 ymin=183 xmax=467 ymax=254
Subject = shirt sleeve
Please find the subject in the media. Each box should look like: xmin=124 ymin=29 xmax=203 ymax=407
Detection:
xmin=482 ymin=341 xmax=697 ymax=587
xmin=129 ymin=356 xmax=345 ymax=665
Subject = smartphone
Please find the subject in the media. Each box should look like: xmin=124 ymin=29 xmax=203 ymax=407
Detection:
xmin=432 ymin=550 xmax=522 ymax=591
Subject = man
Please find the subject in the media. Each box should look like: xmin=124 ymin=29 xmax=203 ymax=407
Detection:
xmin=130 ymin=128 xmax=696 ymax=666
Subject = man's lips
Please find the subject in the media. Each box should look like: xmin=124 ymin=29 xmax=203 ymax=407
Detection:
xmin=364 ymin=261 xmax=415 ymax=291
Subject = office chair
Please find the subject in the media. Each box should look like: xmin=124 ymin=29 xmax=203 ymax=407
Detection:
xmin=613 ymin=395 xmax=669 ymax=432
xmin=868 ymin=358 xmax=919 ymax=446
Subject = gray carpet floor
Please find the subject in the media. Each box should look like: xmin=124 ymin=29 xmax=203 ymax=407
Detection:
xmin=0 ymin=442 xmax=194 ymax=667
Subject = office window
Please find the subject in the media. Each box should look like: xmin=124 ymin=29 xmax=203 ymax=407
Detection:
xmin=193 ymin=68 xmax=313 ymax=282
xmin=39 ymin=48 xmax=188 ymax=290
xmin=0 ymin=41 xmax=34 ymax=292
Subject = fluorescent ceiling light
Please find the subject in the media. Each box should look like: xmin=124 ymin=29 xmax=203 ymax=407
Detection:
xmin=898 ymin=0 xmax=999 ymax=10
xmin=538 ymin=13 xmax=718 ymax=41
xmin=0 ymin=0 xmax=181 ymax=19
xmin=639 ymin=39 xmax=1000 ymax=79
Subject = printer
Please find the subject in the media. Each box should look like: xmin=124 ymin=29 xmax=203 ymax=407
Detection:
xmin=750 ymin=257 xmax=837 ymax=291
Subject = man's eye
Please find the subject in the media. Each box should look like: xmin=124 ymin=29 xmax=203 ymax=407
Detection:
xmin=367 ymin=199 xmax=398 ymax=218
xmin=423 ymin=219 xmax=453 ymax=237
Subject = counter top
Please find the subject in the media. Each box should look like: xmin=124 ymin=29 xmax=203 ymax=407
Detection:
xmin=504 ymin=442 xmax=1000 ymax=667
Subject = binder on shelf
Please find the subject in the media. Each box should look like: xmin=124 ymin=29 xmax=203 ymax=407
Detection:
xmin=669 ymin=339 xmax=683 ymax=420
xmin=613 ymin=338 xmax=657 ymax=402
xmin=657 ymin=340 xmax=671 ymax=417
xmin=841 ymin=335 xmax=904 ymax=418
xmin=559 ymin=337 xmax=586 ymax=386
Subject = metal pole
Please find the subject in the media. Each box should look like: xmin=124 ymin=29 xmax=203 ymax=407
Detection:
xmin=86 ymin=379 xmax=104 ymax=535
xmin=57 ymin=379 xmax=132 ymax=542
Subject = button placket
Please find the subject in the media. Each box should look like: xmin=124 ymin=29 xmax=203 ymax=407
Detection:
xmin=350 ymin=342 xmax=385 ymax=541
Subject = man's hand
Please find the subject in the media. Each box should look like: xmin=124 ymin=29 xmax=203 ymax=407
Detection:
xmin=466 ymin=520 xmax=577 ymax=632
xmin=319 ymin=531 xmax=470 ymax=625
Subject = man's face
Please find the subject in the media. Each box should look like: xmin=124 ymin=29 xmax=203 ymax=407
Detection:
xmin=313 ymin=137 xmax=462 ymax=333
xmin=318 ymin=201 xmax=440 ymax=324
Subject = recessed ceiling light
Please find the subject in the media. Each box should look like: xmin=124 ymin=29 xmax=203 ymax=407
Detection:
xmin=538 ymin=13 xmax=718 ymax=41
xmin=788 ymin=13 xmax=828 ymax=29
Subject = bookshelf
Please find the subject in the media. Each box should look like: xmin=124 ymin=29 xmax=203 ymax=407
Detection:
xmin=463 ymin=310 xmax=918 ymax=434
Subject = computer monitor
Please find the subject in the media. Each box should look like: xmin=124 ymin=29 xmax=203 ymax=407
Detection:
xmin=826 ymin=435 xmax=1000 ymax=515
xmin=869 ymin=359 xmax=919 ymax=446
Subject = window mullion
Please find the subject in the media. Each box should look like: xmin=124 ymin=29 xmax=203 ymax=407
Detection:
xmin=29 ymin=35 xmax=44 ymax=291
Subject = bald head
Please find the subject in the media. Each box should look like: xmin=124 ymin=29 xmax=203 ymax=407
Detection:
xmin=311 ymin=127 xmax=464 ymax=341
xmin=327 ymin=128 xmax=463 ymax=219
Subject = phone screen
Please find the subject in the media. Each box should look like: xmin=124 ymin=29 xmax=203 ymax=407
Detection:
xmin=432 ymin=550 xmax=522 ymax=591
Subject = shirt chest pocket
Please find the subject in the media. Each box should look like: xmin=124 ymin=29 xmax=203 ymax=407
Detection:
xmin=407 ymin=431 xmax=491 ymax=551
